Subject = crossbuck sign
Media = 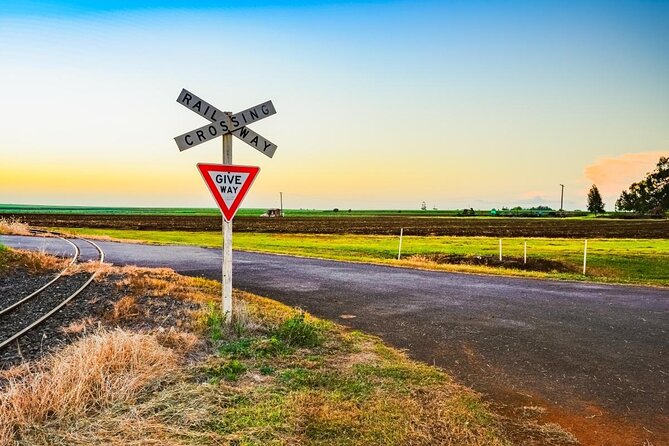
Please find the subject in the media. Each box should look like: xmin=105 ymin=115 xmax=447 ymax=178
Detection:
xmin=174 ymin=89 xmax=278 ymax=158
xmin=174 ymin=88 xmax=278 ymax=322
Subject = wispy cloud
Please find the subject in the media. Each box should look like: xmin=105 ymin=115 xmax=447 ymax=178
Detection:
xmin=584 ymin=151 xmax=667 ymax=196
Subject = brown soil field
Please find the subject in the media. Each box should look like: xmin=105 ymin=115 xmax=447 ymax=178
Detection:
xmin=411 ymin=254 xmax=575 ymax=272
xmin=7 ymin=213 xmax=669 ymax=238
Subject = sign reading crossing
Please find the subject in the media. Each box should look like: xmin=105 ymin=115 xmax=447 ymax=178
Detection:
xmin=197 ymin=163 xmax=260 ymax=222
xmin=174 ymin=89 xmax=278 ymax=157
xmin=174 ymin=88 xmax=277 ymax=324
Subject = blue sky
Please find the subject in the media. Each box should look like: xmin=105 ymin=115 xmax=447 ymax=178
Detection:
xmin=1 ymin=0 xmax=667 ymax=209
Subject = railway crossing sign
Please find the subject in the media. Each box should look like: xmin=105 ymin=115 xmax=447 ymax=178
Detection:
xmin=174 ymin=89 xmax=278 ymax=158
xmin=174 ymin=88 xmax=277 ymax=324
xmin=197 ymin=164 xmax=260 ymax=222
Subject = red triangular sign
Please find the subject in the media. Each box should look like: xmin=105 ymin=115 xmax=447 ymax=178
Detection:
xmin=197 ymin=163 xmax=260 ymax=221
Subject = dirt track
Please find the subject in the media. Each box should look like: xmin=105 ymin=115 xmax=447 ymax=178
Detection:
xmin=8 ymin=213 xmax=669 ymax=238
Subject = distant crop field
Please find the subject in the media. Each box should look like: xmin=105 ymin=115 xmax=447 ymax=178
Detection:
xmin=6 ymin=212 xmax=669 ymax=238
xmin=0 ymin=204 xmax=462 ymax=217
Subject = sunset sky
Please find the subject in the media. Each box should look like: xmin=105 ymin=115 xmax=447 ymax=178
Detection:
xmin=1 ymin=0 xmax=667 ymax=210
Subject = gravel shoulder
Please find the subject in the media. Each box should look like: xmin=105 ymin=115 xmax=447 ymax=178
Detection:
xmin=0 ymin=269 xmax=119 ymax=368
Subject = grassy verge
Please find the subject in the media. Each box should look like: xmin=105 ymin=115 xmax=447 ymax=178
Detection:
xmin=0 ymin=256 xmax=574 ymax=445
xmin=56 ymin=227 xmax=669 ymax=287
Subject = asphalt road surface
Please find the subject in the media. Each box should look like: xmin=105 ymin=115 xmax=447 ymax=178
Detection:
xmin=3 ymin=235 xmax=667 ymax=445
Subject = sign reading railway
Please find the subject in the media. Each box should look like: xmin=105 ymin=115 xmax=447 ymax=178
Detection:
xmin=197 ymin=164 xmax=260 ymax=222
xmin=174 ymin=89 xmax=278 ymax=158
xmin=174 ymin=88 xmax=277 ymax=323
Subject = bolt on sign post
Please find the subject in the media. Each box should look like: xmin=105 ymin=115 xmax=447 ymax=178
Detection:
xmin=174 ymin=89 xmax=277 ymax=322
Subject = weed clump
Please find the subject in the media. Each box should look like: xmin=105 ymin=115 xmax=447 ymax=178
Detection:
xmin=204 ymin=360 xmax=247 ymax=383
xmin=218 ymin=336 xmax=290 ymax=359
xmin=275 ymin=312 xmax=324 ymax=348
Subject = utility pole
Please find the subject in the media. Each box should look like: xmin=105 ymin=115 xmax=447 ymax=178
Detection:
xmin=559 ymin=184 xmax=565 ymax=213
xmin=280 ymin=192 xmax=284 ymax=217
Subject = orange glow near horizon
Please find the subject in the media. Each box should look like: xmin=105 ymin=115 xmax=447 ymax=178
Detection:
xmin=584 ymin=152 xmax=667 ymax=198
xmin=1 ymin=3 xmax=668 ymax=210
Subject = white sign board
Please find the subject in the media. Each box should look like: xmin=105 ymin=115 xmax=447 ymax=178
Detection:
xmin=174 ymin=89 xmax=277 ymax=157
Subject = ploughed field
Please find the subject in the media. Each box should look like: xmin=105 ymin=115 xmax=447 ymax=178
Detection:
xmin=8 ymin=213 xmax=669 ymax=238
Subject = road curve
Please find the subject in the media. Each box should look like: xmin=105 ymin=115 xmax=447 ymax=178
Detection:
xmin=2 ymin=235 xmax=667 ymax=444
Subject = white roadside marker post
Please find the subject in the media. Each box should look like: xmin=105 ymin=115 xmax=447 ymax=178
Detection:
xmin=523 ymin=241 xmax=527 ymax=264
xmin=499 ymin=239 xmax=503 ymax=261
xmin=397 ymin=228 xmax=404 ymax=260
xmin=583 ymin=239 xmax=588 ymax=275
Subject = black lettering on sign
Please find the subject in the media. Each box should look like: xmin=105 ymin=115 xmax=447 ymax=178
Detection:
xmin=192 ymin=101 xmax=202 ymax=112
xmin=250 ymin=136 xmax=259 ymax=146
xmin=219 ymin=186 xmax=239 ymax=193
xmin=230 ymin=116 xmax=240 ymax=128
xmin=215 ymin=174 xmax=223 ymax=183
xmin=182 ymin=93 xmax=192 ymax=105
xmin=219 ymin=120 xmax=229 ymax=132
xmin=261 ymin=104 xmax=270 ymax=115
xmin=210 ymin=109 xmax=218 ymax=122
xmin=196 ymin=130 xmax=205 ymax=141
xmin=249 ymin=108 xmax=259 ymax=120
xmin=238 ymin=127 xmax=250 ymax=138
xmin=220 ymin=174 xmax=242 ymax=184
xmin=241 ymin=113 xmax=248 ymax=124
xmin=204 ymin=105 xmax=210 ymax=116
xmin=263 ymin=141 xmax=272 ymax=151
xmin=208 ymin=125 xmax=217 ymax=137
xmin=185 ymin=135 xmax=193 ymax=146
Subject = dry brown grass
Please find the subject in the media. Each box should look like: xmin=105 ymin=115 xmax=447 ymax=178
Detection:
xmin=154 ymin=329 xmax=201 ymax=356
xmin=0 ymin=329 xmax=181 ymax=445
xmin=60 ymin=317 xmax=96 ymax=335
xmin=108 ymin=295 xmax=140 ymax=322
xmin=114 ymin=266 xmax=218 ymax=303
xmin=0 ymin=218 xmax=31 ymax=236
xmin=62 ymin=261 xmax=113 ymax=276
xmin=0 ymin=247 xmax=68 ymax=275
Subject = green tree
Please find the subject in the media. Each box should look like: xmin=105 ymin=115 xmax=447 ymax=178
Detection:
xmin=587 ymin=184 xmax=605 ymax=214
xmin=615 ymin=156 xmax=669 ymax=215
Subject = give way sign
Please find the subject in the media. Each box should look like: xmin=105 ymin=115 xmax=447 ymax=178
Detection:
xmin=197 ymin=164 xmax=260 ymax=222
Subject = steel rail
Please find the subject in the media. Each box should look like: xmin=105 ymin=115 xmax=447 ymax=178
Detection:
xmin=0 ymin=233 xmax=79 ymax=317
xmin=0 ymin=237 xmax=105 ymax=351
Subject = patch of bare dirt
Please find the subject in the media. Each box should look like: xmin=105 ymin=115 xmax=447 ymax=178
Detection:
xmin=409 ymin=254 xmax=576 ymax=273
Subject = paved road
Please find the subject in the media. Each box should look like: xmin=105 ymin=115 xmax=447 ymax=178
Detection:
xmin=3 ymin=235 xmax=668 ymax=444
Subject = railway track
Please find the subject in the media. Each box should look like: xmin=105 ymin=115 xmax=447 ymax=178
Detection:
xmin=0 ymin=231 xmax=105 ymax=351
